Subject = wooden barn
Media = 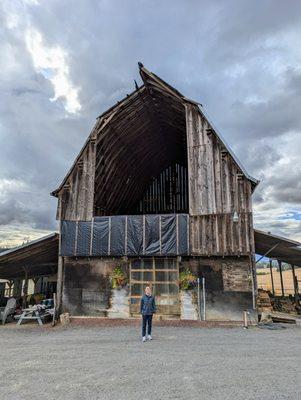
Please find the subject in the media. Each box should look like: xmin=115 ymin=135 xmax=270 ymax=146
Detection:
xmin=51 ymin=64 xmax=259 ymax=320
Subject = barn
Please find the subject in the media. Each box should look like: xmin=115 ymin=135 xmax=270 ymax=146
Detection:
xmin=49 ymin=64 xmax=259 ymax=320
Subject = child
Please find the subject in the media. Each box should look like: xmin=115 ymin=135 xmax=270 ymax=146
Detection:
xmin=140 ymin=286 xmax=156 ymax=342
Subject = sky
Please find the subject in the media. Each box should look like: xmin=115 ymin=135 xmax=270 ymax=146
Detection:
xmin=0 ymin=0 xmax=301 ymax=247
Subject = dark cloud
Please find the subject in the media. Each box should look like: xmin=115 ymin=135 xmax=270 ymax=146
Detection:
xmin=0 ymin=0 xmax=301 ymax=244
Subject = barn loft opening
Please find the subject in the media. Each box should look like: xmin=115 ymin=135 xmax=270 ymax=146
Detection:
xmin=93 ymin=83 xmax=188 ymax=216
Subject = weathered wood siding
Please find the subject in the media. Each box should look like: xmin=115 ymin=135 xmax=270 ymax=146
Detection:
xmin=185 ymin=103 xmax=254 ymax=256
xmin=185 ymin=103 xmax=252 ymax=215
xmin=189 ymin=213 xmax=254 ymax=256
xmin=57 ymin=140 xmax=96 ymax=221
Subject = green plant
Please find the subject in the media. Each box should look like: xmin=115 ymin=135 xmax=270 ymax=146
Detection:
xmin=179 ymin=268 xmax=197 ymax=290
xmin=111 ymin=266 xmax=127 ymax=289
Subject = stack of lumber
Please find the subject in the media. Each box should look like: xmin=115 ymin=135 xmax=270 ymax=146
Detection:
xmin=257 ymin=289 xmax=273 ymax=313
xmin=272 ymin=297 xmax=297 ymax=314
xmin=270 ymin=312 xmax=296 ymax=324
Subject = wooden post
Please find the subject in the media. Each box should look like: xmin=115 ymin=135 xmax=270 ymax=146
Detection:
xmin=8 ymin=280 xmax=14 ymax=297
xmin=13 ymin=278 xmax=22 ymax=298
xmin=269 ymin=259 xmax=275 ymax=295
xmin=291 ymin=264 xmax=300 ymax=304
xmin=56 ymin=220 xmax=64 ymax=314
xmin=278 ymin=260 xmax=284 ymax=297
xmin=56 ymin=256 xmax=64 ymax=313
xmin=22 ymin=269 xmax=29 ymax=308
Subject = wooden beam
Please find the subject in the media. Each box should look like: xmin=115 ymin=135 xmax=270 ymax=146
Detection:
xmin=291 ymin=264 xmax=300 ymax=305
xmin=269 ymin=259 xmax=275 ymax=295
xmin=278 ymin=260 xmax=285 ymax=297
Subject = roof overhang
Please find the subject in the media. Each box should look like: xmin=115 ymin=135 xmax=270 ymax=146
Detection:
xmin=0 ymin=233 xmax=59 ymax=280
xmin=254 ymin=229 xmax=301 ymax=267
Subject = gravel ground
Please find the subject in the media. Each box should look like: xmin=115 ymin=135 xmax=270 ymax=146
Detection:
xmin=0 ymin=323 xmax=300 ymax=400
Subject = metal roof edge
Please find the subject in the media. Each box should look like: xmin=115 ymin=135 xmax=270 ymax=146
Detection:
xmin=0 ymin=232 xmax=59 ymax=259
xmin=254 ymin=229 xmax=301 ymax=247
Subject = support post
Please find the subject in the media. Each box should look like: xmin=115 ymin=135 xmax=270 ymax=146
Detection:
xmin=202 ymin=277 xmax=206 ymax=321
xmin=22 ymin=269 xmax=28 ymax=308
xmin=57 ymin=257 xmax=64 ymax=313
xmin=269 ymin=259 xmax=275 ymax=295
xmin=57 ymin=215 xmax=65 ymax=315
xmin=250 ymin=255 xmax=257 ymax=309
xmin=291 ymin=264 xmax=300 ymax=305
xmin=7 ymin=280 xmax=14 ymax=297
xmin=278 ymin=260 xmax=284 ymax=297
xmin=13 ymin=278 xmax=22 ymax=298
xmin=197 ymin=278 xmax=201 ymax=321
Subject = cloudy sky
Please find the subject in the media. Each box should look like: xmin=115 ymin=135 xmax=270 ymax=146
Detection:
xmin=0 ymin=0 xmax=301 ymax=247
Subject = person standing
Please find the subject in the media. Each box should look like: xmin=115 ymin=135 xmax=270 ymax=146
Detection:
xmin=140 ymin=286 xmax=156 ymax=342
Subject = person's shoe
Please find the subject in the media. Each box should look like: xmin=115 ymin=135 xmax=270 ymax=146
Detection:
xmin=142 ymin=336 xmax=146 ymax=342
xmin=147 ymin=335 xmax=152 ymax=341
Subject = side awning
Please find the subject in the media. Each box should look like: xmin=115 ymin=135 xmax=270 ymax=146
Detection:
xmin=254 ymin=229 xmax=301 ymax=267
xmin=0 ymin=233 xmax=59 ymax=280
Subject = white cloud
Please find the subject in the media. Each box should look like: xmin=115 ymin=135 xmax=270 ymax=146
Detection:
xmin=25 ymin=29 xmax=81 ymax=114
xmin=0 ymin=224 xmax=54 ymax=249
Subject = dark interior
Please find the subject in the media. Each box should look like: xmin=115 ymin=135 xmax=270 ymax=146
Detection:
xmin=93 ymin=86 xmax=188 ymax=216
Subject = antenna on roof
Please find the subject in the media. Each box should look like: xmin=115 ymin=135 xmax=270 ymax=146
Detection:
xmin=134 ymin=80 xmax=139 ymax=90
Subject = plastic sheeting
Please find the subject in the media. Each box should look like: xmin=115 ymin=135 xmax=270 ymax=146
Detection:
xmin=60 ymin=214 xmax=189 ymax=257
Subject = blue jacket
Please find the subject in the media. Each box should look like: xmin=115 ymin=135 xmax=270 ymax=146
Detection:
xmin=140 ymin=294 xmax=156 ymax=315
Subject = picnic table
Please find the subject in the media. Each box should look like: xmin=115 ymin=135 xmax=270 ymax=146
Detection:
xmin=16 ymin=306 xmax=54 ymax=326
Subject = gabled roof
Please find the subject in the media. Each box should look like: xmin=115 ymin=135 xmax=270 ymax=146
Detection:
xmin=139 ymin=64 xmax=258 ymax=188
xmin=51 ymin=63 xmax=258 ymax=197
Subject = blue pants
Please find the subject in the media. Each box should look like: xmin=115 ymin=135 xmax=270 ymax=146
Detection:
xmin=142 ymin=314 xmax=153 ymax=337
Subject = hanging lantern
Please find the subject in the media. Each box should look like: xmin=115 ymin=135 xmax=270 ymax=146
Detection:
xmin=233 ymin=211 xmax=239 ymax=223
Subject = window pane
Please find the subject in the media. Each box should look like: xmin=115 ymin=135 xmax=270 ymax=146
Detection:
xmin=131 ymin=284 xmax=145 ymax=296
xmin=155 ymin=271 xmax=178 ymax=282
xmin=131 ymin=271 xmax=153 ymax=282
xmin=154 ymin=283 xmax=179 ymax=296
xmin=155 ymin=258 xmax=177 ymax=270
xmin=131 ymin=259 xmax=153 ymax=270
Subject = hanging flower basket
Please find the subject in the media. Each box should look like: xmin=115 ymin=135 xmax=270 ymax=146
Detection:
xmin=179 ymin=268 xmax=197 ymax=290
xmin=111 ymin=266 xmax=127 ymax=289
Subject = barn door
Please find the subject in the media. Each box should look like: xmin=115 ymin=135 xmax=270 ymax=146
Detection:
xmin=129 ymin=258 xmax=180 ymax=317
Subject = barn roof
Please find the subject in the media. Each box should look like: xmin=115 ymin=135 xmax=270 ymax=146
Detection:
xmin=51 ymin=63 xmax=258 ymax=198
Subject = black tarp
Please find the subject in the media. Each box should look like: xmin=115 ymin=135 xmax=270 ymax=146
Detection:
xmin=76 ymin=221 xmax=91 ymax=256
xmin=61 ymin=221 xmax=76 ymax=256
xmin=161 ymin=215 xmax=176 ymax=254
xmin=61 ymin=214 xmax=189 ymax=257
xmin=92 ymin=217 xmax=109 ymax=256
xmin=145 ymin=215 xmax=160 ymax=255
xmin=126 ymin=215 xmax=143 ymax=255
xmin=111 ymin=216 xmax=126 ymax=255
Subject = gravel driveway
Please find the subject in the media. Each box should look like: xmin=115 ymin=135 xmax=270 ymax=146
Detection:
xmin=0 ymin=324 xmax=300 ymax=400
